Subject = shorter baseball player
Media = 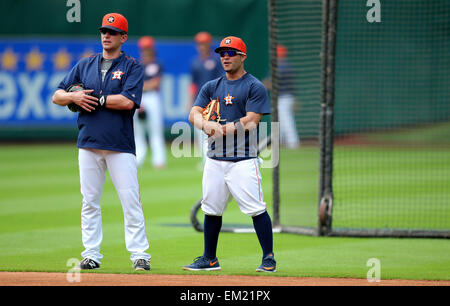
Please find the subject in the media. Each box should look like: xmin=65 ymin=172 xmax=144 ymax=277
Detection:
xmin=183 ymin=36 xmax=276 ymax=272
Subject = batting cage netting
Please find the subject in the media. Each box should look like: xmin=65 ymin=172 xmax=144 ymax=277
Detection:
xmin=269 ymin=0 xmax=450 ymax=237
xmin=190 ymin=0 xmax=449 ymax=238
xmin=268 ymin=0 xmax=323 ymax=234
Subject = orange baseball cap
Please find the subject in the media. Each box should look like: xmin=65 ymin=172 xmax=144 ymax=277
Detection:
xmin=277 ymin=44 xmax=287 ymax=59
xmin=214 ymin=36 xmax=247 ymax=55
xmin=99 ymin=13 xmax=128 ymax=34
xmin=195 ymin=32 xmax=213 ymax=44
xmin=138 ymin=36 xmax=155 ymax=49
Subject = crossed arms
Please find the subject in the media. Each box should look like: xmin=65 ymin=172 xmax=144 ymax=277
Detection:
xmin=189 ymin=106 xmax=262 ymax=138
xmin=52 ymin=89 xmax=135 ymax=112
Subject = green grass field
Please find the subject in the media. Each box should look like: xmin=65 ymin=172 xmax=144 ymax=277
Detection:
xmin=277 ymin=146 xmax=450 ymax=230
xmin=0 ymin=143 xmax=449 ymax=280
xmin=278 ymin=122 xmax=450 ymax=231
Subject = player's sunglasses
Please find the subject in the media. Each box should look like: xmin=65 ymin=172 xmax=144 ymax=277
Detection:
xmin=219 ymin=50 xmax=245 ymax=57
xmin=100 ymin=29 xmax=120 ymax=36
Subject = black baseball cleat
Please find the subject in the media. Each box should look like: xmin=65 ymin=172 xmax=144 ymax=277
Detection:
xmin=79 ymin=258 xmax=100 ymax=270
xmin=134 ymin=258 xmax=151 ymax=271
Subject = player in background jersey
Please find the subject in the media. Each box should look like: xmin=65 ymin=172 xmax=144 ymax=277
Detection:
xmin=134 ymin=36 xmax=167 ymax=169
xmin=263 ymin=45 xmax=300 ymax=149
xmin=52 ymin=13 xmax=151 ymax=271
xmin=183 ymin=36 xmax=276 ymax=273
xmin=188 ymin=32 xmax=224 ymax=167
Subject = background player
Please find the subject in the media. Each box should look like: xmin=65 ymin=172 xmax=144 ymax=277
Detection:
xmin=134 ymin=36 xmax=167 ymax=169
xmin=188 ymin=31 xmax=224 ymax=166
xmin=183 ymin=36 xmax=276 ymax=272
xmin=263 ymin=44 xmax=300 ymax=149
xmin=52 ymin=13 xmax=151 ymax=271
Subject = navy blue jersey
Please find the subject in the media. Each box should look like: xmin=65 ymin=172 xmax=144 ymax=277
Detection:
xmin=143 ymin=60 xmax=163 ymax=82
xmin=278 ymin=59 xmax=296 ymax=95
xmin=58 ymin=52 xmax=144 ymax=154
xmin=190 ymin=54 xmax=223 ymax=98
xmin=194 ymin=73 xmax=271 ymax=161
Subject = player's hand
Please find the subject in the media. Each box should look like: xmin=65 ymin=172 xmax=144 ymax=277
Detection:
xmin=204 ymin=121 xmax=224 ymax=139
xmin=222 ymin=122 xmax=236 ymax=135
xmin=71 ymin=89 xmax=99 ymax=112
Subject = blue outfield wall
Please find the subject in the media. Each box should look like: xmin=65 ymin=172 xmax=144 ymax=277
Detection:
xmin=0 ymin=38 xmax=213 ymax=134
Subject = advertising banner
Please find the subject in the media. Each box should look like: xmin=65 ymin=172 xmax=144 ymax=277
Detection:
xmin=0 ymin=38 xmax=202 ymax=128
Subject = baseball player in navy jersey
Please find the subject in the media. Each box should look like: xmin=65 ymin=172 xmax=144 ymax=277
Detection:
xmin=264 ymin=45 xmax=300 ymax=149
xmin=183 ymin=36 xmax=276 ymax=272
xmin=134 ymin=36 xmax=167 ymax=169
xmin=189 ymin=32 xmax=224 ymax=166
xmin=52 ymin=13 xmax=151 ymax=271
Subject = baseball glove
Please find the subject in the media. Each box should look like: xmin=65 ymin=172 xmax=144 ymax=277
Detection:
xmin=202 ymin=98 xmax=221 ymax=122
xmin=137 ymin=105 xmax=147 ymax=120
xmin=66 ymin=83 xmax=85 ymax=112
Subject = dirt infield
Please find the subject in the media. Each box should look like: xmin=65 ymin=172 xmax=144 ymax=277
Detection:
xmin=0 ymin=272 xmax=448 ymax=286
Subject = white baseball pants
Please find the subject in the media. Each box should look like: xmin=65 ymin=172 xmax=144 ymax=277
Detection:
xmin=194 ymin=127 xmax=209 ymax=165
xmin=134 ymin=91 xmax=167 ymax=168
xmin=201 ymin=157 xmax=267 ymax=217
xmin=278 ymin=94 xmax=300 ymax=149
xmin=78 ymin=148 xmax=151 ymax=264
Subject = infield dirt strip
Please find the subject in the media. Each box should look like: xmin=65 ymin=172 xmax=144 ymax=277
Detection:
xmin=0 ymin=272 xmax=449 ymax=286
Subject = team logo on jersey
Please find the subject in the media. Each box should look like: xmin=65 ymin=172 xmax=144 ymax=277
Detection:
xmin=112 ymin=69 xmax=124 ymax=80
xmin=108 ymin=16 xmax=115 ymax=23
xmin=224 ymin=94 xmax=235 ymax=105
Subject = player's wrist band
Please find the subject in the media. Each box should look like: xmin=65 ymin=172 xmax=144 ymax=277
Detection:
xmin=98 ymin=95 xmax=107 ymax=107
xmin=91 ymin=93 xmax=107 ymax=108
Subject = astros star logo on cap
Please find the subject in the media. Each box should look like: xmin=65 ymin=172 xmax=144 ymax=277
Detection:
xmin=215 ymin=36 xmax=247 ymax=55
xmin=100 ymin=13 xmax=128 ymax=34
